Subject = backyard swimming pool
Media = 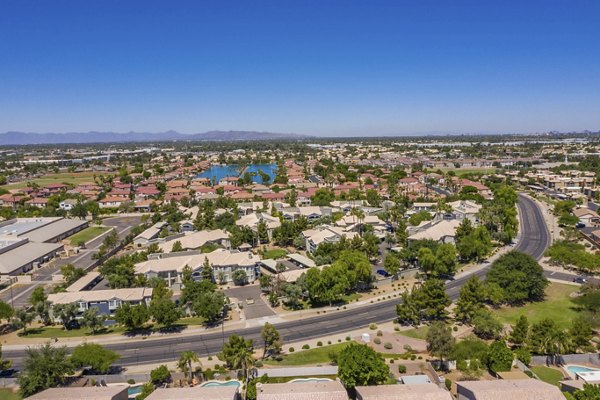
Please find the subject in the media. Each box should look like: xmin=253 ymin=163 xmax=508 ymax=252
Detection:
xmin=200 ymin=380 xmax=241 ymax=388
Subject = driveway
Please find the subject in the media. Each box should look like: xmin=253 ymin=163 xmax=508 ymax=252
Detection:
xmin=225 ymin=284 xmax=276 ymax=320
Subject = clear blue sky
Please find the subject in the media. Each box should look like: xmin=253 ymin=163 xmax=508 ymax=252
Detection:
xmin=1 ymin=0 xmax=599 ymax=136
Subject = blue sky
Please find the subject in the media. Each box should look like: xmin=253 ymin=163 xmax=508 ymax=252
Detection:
xmin=0 ymin=0 xmax=599 ymax=136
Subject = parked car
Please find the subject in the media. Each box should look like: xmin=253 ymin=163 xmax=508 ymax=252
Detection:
xmin=376 ymin=269 xmax=390 ymax=277
xmin=573 ymin=276 xmax=588 ymax=284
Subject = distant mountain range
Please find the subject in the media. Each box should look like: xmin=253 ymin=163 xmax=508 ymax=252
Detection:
xmin=0 ymin=130 xmax=312 ymax=145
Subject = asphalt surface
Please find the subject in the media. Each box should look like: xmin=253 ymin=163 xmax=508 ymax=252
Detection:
xmin=3 ymin=196 xmax=575 ymax=370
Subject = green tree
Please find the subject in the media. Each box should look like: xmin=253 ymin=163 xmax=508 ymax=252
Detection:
xmin=426 ymin=322 xmax=455 ymax=362
xmin=232 ymin=269 xmax=249 ymax=285
xmin=472 ymin=309 xmax=503 ymax=340
xmin=434 ymin=243 xmax=457 ymax=277
xmin=509 ymin=315 xmax=529 ymax=347
xmin=18 ymin=343 xmax=74 ymax=398
xmin=487 ymin=340 xmax=513 ymax=372
xmin=70 ymin=343 xmax=119 ymax=374
xmin=178 ymin=351 xmax=200 ymax=384
xmin=219 ymin=334 xmax=255 ymax=384
xmin=60 ymin=264 xmax=86 ymax=286
xmin=485 ymin=251 xmax=548 ymax=305
xmin=409 ymin=210 xmax=432 ymax=226
xmin=171 ymin=240 xmax=183 ymax=252
xmin=261 ymin=322 xmax=282 ymax=359
xmin=53 ymin=303 xmax=78 ymax=330
xmin=150 ymin=364 xmax=171 ymax=384
xmin=337 ymin=343 xmax=389 ymax=389
xmin=257 ymin=219 xmax=269 ymax=244
xmin=30 ymin=287 xmax=47 ymax=305
xmin=201 ymin=257 xmax=214 ymax=282
xmin=0 ymin=300 xmax=14 ymax=323
xmin=570 ymin=317 xmax=593 ymax=352
xmin=193 ymin=291 xmax=225 ymax=324
xmin=571 ymin=384 xmax=600 ymax=400
xmin=136 ymin=382 xmax=155 ymax=400
xmin=150 ymin=298 xmax=182 ymax=328
xmin=14 ymin=308 xmax=35 ymax=334
xmin=455 ymin=275 xmax=486 ymax=323
xmin=115 ymin=303 xmax=149 ymax=330
xmin=383 ymin=253 xmax=401 ymax=276
xmin=81 ymin=307 xmax=106 ymax=334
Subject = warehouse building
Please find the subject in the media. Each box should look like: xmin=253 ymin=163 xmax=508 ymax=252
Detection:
xmin=0 ymin=217 xmax=88 ymax=277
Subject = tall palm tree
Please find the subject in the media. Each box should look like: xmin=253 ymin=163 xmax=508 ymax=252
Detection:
xmin=178 ymin=351 xmax=200 ymax=384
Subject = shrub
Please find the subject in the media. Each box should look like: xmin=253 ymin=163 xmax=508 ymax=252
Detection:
xmin=389 ymin=359 xmax=394 ymax=364
xmin=410 ymin=355 xmax=416 ymax=360
xmin=327 ymin=340 xmax=332 ymax=345
xmin=302 ymin=344 xmax=310 ymax=350
xmin=127 ymin=379 xmax=135 ymax=384
xmin=445 ymin=378 xmax=452 ymax=391
xmin=338 ymin=339 xmax=342 ymax=343
xmin=255 ymin=360 xmax=263 ymax=367
xmin=383 ymin=342 xmax=393 ymax=350
xmin=374 ymin=338 xmax=381 ymax=344
xmin=289 ymin=347 xmax=295 ymax=353
xmin=398 ymin=364 xmax=407 ymax=373
xmin=369 ymin=323 xmax=378 ymax=330
xmin=317 ymin=341 xmax=323 ymax=347
xmin=345 ymin=336 xmax=351 ymax=341
xmin=377 ymin=330 xmax=383 ymax=337
xmin=208 ymin=356 xmax=213 ymax=361
xmin=453 ymin=326 xmax=458 ymax=332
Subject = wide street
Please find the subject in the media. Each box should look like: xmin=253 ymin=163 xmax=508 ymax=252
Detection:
xmin=2 ymin=196 xmax=577 ymax=369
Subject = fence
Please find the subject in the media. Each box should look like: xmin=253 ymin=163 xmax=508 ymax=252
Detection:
xmin=531 ymin=353 xmax=600 ymax=366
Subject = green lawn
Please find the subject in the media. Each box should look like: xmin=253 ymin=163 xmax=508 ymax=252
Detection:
xmin=437 ymin=167 xmax=497 ymax=177
xmin=0 ymin=389 xmax=21 ymax=400
xmin=18 ymin=325 xmax=127 ymax=338
xmin=265 ymin=342 xmax=353 ymax=366
xmin=67 ymin=226 xmax=110 ymax=245
xmin=6 ymin=171 xmax=101 ymax=190
xmin=530 ymin=365 xmax=565 ymax=387
xmin=262 ymin=249 xmax=288 ymax=259
xmin=398 ymin=326 xmax=429 ymax=340
xmin=493 ymin=283 xmax=579 ymax=330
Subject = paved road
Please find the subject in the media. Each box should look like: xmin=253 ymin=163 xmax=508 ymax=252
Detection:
xmin=3 ymin=196 xmax=566 ymax=369
xmin=0 ymin=216 xmax=141 ymax=308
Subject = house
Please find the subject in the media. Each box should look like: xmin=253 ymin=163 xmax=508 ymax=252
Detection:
xmin=408 ymin=220 xmax=461 ymax=244
xmin=355 ymin=383 xmax=452 ymax=400
xmin=411 ymin=202 xmax=437 ymax=212
xmin=573 ymin=207 xmax=600 ymax=226
xmin=302 ymin=225 xmax=359 ymax=253
xmin=180 ymin=219 xmax=195 ymax=232
xmin=0 ymin=194 xmax=22 ymax=208
xmin=24 ymin=386 xmax=128 ymax=400
xmin=26 ymin=197 xmax=49 ymax=208
xmin=135 ymin=249 xmax=261 ymax=287
xmin=256 ymin=381 xmax=347 ymax=400
xmin=133 ymin=221 xmax=167 ymax=247
xmin=456 ymin=379 xmax=564 ymax=400
xmin=236 ymin=212 xmax=281 ymax=241
xmin=446 ymin=200 xmax=482 ymax=222
xmin=145 ymin=386 xmax=239 ymax=400
xmin=47 ymin=287 xmax=153 ymax=318
xmin=158 ymin=229 xmax=230 ymax=253
xmin=98 ymin=196 xmax=127 ymax=208
xmin=59 ymin=199 xmax=78 ymax=211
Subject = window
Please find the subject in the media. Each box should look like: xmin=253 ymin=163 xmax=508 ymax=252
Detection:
xmin=109 ymin=299 xmax=120 ymax=309
xmin=78 ymin=302 xmax=87 ymax=311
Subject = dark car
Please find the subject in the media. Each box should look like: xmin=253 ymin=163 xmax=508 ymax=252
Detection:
xmin=573 ymin=276 xmax=588 ymax=284
xmin=376 ymin=269 xmax=390 ymax=277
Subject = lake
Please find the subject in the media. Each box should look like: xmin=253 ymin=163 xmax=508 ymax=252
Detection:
xmin=198 ymin=164 xmax=277 ymax=184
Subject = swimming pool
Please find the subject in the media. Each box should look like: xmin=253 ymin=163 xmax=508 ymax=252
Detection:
xmin=566 ymin=365 xmax=600 ymax=374
xmin=289 ymin=378 xmax=333 ymax=384
xmin=127 ymin=385 xmax=143 ymax=396
xmin=200 ymin=380 xmax=241 ymax=388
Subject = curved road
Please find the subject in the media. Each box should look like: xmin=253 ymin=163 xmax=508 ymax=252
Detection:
xmin=4 ymin=194 xmax=564 ymax=369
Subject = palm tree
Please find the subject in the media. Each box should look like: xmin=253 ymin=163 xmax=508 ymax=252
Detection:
xmin=231 ymin=343 xmax=255 ymax=391
xmin=351 ymin=208 xmax=365 ymax=236
xmin=178 ymin=351 xmax=200 ymax=384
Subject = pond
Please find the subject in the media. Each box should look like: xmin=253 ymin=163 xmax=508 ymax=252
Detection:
xmin=198 ymin=164 xmax=277 ymax=184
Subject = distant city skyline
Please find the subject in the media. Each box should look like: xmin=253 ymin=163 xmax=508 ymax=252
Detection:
xmin=1 ymin=1 xmax=599 ymax=136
